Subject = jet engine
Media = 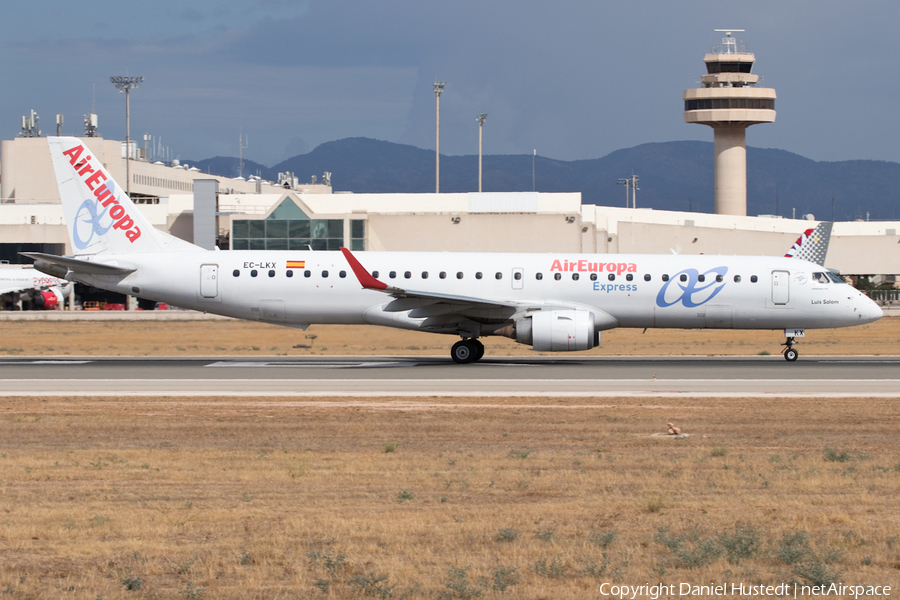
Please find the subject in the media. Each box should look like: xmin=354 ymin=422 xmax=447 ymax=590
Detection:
xmin=31 ymin=286 xmax=68 ymax=310
xmin=515 ymin=310 xmax=599 ymax=351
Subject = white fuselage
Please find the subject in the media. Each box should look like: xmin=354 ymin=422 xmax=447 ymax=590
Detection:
xmin=0 ymin=268 xmax=68 ymax=296
xmin=73 ymin=250 xmax=882 ymax=334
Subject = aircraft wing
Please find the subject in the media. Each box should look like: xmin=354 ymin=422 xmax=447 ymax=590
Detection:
xmin=340 ymin=247 xmax=521 ymax=311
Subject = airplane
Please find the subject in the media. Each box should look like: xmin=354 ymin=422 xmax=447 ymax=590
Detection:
xmin=24 ymin=136 xmax=882 ymax=363
xmin=0 ymin=265 xmax=72 ymax=310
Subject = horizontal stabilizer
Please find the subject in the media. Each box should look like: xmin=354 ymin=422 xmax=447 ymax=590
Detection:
xmin=21 ymin=252 xmax=137 ymax=277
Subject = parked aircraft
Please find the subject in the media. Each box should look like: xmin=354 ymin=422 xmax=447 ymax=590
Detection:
xmin=0 ymin=266 xmax=71 ymax=310
xmin=25 ymin=137 xmax=882 ymax=362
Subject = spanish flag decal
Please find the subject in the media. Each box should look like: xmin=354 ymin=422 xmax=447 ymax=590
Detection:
xmin=286 ymin=260 xmax=305 ymax=269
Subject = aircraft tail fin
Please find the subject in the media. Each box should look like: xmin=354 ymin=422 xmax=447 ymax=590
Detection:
xmin=48 ymin=136 xmax=200 ymax=256
xmin=784 ymin=221 xmax=832 ymax=266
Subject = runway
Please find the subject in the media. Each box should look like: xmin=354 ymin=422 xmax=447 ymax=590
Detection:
xmin=1 ymin=355 xmax=898 ymax=397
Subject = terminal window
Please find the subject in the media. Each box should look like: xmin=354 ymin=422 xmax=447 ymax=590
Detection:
xmin=231 ymin=211 xmax=364 ymax=252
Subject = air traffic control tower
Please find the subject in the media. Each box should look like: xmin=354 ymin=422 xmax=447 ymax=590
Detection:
xmin=684 ymin=30 xmax=776 ymax=216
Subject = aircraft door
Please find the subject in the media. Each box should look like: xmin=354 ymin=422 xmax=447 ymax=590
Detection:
xmin=512 ymin=268 xmax=524 ymax=290
xmin=771 ymin=270 xmax=790 ymax=305
xmin=200 ymin=264 xmax=219 ymax=298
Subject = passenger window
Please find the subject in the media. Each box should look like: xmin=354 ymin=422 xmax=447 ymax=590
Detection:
xmin=608 ymin=273 xmax=615 ymax=281
xmin=495 ymin=272 xmax=502 ymax=280
xmin=304 ymin=270 xmax=311 ymax=278
xmin=372 ymin=271 xmax=379 ymax=278
xmin=251 ymin=269 xmax=258 ymax=277
xmin=662 ymin=274 xmax=669 ymax=282
xmin=536 ymin=273 xmax=543 ymax=280
xmin=422 ymin=272 xmax=428 ymax=279
xmin=590 ymin=273 xmax=597 ymax=281
xmin=626 ymin=274 xmax=633 ymax=281
xmin=389 ymin=271 xmax=397 ymax=279
xmin=322 ymin=270 xmax=329 ymax=278
xmin=268 ymin=270 xmax=275 ymax=277
xmin=680 ymin=274 xmax=688 ymax=282
xmin=750 ymin=275 xmax=758 ymax=283
xmin=233 ymin=270 xmax=239 ymax=277
xmin=733 ymin=275 xmax=741 ymax=283
xmin=698 ymin=274 xmax=705 ymax=282
xmin=404 ymin=271 xmax=411 ymax=279
xmin=286 ymin=270 xmax=293 ymax=278
xmin=339 ymin=271 xmax=347 ymax=278
xmin=476 ymin=272 xmax=483 ymax=279
xmin=554 ymin=273 xmax=562 ymax=281
xmin=644 ymin=274 xmax=651 ymax=281
xmin=514 ymin=272 xmax=522 ymax=280
xmin=439 ymin=271 xmax=447 ymax=279
xmin=716 ymin=275 xmax=723 ymax=283
xmin=456 ymin=272 xmax=464 ymax=279
xmin=572 ymin=273 xmax=580 ymax=281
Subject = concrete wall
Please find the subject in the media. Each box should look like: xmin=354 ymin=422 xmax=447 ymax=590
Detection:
xmin=367 ymin=213 xmax=583 ymax=253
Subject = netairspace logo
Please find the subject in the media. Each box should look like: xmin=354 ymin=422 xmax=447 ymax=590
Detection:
xmin=596 ymin=581 xmax=892 ymax=599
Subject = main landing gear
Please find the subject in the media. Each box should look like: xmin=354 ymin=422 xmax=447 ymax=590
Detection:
xmin=451 ymin=338 xmax=485 ymax=364
xmin=782 ymin=337 xmax=799 ymax=362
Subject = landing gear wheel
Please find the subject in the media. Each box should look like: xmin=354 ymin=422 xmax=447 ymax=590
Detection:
xmin=782 ymin=336 xmax=799 ymax=362
xmin=473 ymin=339 xmax=485 ymax=361
xmin=451 ymin=340 xmax=478 ymax=364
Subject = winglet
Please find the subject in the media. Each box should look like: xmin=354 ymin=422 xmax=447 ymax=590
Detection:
xmin=340 ymin=247 xmax=388 ymax=290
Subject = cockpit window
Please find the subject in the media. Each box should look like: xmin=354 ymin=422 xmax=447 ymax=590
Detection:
xmin=812 ymin=272 xmax=829 ymax=284
xmin=827 ymin=272 xmax=846 ymax=284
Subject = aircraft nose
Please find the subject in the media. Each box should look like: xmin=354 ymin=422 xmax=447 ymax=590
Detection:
xmin=861 ymin=295 xmax=883 ymax=323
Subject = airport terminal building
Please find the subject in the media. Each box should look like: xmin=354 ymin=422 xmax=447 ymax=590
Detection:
xmin=1 ymin=135 xmax=898 ymax=308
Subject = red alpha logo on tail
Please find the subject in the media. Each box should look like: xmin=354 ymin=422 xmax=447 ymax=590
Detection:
xmin=784 ymin=222 xmax=832 ymax=266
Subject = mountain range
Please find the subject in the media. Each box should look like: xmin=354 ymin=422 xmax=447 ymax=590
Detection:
xmin=189 ymin=138 xmax=900 ymax=222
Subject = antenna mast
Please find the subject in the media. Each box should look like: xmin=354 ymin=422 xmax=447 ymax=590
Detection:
xmin=239 ymin=128 xmax=248 ymax=178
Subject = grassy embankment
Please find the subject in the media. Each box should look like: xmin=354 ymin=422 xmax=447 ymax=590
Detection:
xmin=1 ymin=395 xmax=898 ymax=598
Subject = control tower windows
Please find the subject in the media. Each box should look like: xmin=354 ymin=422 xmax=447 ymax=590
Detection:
xmin=685 ymin=99 xmax=775 ymax=111
xmin=706 ymin=61 xmax=753 ymax=74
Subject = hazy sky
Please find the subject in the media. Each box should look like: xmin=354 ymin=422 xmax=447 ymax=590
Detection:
xmin=2 ymin=1 xmax=898 ymax=166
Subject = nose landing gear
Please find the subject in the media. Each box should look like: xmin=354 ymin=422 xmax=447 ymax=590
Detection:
xmin=782 ymin=337 xmax=799 ymax=362
xmin=451 ymin=338 xmax=485 ymax=364
xmin=781 ymin=328 xmax=805 ymax=362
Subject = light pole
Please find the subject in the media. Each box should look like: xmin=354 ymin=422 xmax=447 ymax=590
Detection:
xmin=110 ymin=76 xmax=144 ymax=197
xmin=616 ymin=176 xmax=639 ymax=209
xmin=476 ymin=113 xmax=487 ymax=192
xmin=617 ymin=178 xmax=629 ymax=208
xmin=433 ymin=81 xmax=445 ymax=193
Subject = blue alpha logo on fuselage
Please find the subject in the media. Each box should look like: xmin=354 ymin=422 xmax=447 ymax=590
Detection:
xmin=656 ymin=267 xmax=728 ymax=308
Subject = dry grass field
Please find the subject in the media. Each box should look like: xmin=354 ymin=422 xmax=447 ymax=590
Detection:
xmin=0 ymin=316 xmax=897 ymax=357
xmin=1 ymin=395 xmax=899 ymax=599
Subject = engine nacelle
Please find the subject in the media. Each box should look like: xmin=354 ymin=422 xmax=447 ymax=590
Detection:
xmin=516 ymin=310 xmax=598 ymax=352
xmin=32 ymin=287 xmax=65 ymax=310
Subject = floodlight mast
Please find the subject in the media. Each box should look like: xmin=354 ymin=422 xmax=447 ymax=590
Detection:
xmin=434 ymin=82 xmax=445 ymax=193
xmin=616 ymin=176 xmax=639 ymax=208
xmin=476 ymin=113 xmax=487 ymax=192
xmin=110 ymin=76 xmax=144 ymax=197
